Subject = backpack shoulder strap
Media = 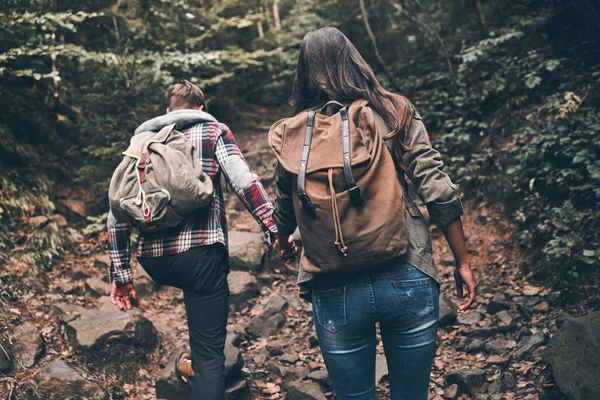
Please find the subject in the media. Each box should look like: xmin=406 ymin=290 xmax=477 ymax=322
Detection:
xmin=340 ymin=107 xmax=365 ymax=207
xmin=297 ymin=111 xmax=316 ymax=216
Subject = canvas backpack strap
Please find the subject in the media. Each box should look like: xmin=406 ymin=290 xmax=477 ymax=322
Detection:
xmin=340 ymin=107 xmax=365 ymax=207
xmin=317 ymin=100 xmax=345 ymax=114
xmin=297 ymin=111 xmax=317 ymax=216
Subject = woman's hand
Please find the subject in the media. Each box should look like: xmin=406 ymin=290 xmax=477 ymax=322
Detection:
xmin=454 ymin=263 xmax=478 ymax=312
xmin=273 ymin=234 xmax=298 ymax=264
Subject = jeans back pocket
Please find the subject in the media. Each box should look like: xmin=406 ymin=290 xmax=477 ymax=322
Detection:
xmin=312 ymin=286 xmax=347 ymax=334
xmin=393 ymin=278 xmax=434 ymax=319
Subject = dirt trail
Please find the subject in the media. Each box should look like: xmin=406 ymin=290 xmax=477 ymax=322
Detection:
xmin=1 ymin=128 xmax=571 ymax=400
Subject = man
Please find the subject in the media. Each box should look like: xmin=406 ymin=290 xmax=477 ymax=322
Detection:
xmin=107 ymin=80 xmax=278 ymax=399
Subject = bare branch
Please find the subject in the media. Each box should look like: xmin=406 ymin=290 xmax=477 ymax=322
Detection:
xmin=390 ymin=0 xmax=464 ymax=86
xmin=359 ymin=0 xmax=402 ymax=92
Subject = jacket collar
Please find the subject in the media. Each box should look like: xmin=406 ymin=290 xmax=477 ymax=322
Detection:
xmin=134 ymin=109 xmax=217 ymax=135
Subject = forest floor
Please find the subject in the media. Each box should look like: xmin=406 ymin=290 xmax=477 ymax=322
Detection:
xmin=1 ymin=127 xmax=588 ymax=400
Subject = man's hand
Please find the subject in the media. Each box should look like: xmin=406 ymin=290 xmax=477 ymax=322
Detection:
xmin=110 ymin=282 xmax=137 ymax=311
xmin=454 ymin=263 xmax=478 ymax=312
xmin=273 ymin=235 xmax=298 ymax=264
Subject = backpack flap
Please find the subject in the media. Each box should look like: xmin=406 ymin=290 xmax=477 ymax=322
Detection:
xmin=268 ymin=111 xmax=372 ymax=175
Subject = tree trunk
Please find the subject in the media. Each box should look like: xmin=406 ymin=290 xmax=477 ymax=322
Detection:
xmin=273 ymin=0 xmax=281 ymax=30
xmin=359 ymin=0 xmax=401 ymax=91
xmin=474 ymin=0 xmax=489 ymax=38
xmin=257 ymin=21 xmax=264 ymax=38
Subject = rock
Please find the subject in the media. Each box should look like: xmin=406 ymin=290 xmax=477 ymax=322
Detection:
xmin=283 ymin=366 xmax=310 ymax=383
xmin=94 ymin=254 xmax=111 ymax=269
xmin=229 ymin=231 xmax=265 ymax=271
xmin=50 ymin=214 xmax=68 ymax=227
xmin=246 ymin=295 xmax=288 ymax=337
xmin=225 ymin=379 xmax=250 ymax=400
xmin=279 ymin=353 xmax=299 ymax=364
xmin=53 ymin=302 xmax=86 ymax=317
xmin=515 ymin=333 xmax=545 ymax=360
xmin=225 ymin=343 xmax=244 ymax=383
xmin=376 ymin=354 xmax=388 ymax=384
xmin=61 ymin=310 xmax=158 ymax=365
xmin=533 ymin=301 xmax=549 ymax=312
xmin=466 ymin=327 xmax=499 ymax=338
xmin=85 ymin=277 xmax=111 ymax=297
xmin=486 ymin=300 xmax=510 ymax=314
xmin=267 ymin=342 xmax=284 ymax=357
xmin=69 ymin=266 xmax=92 ymax=281
xmin=12 ymin=323 xmax=43 ymax=369
xmin=487 ymin=355 xmax=510 ymax=368
xmin=29 ymin=215 xmax=49 ymax=226
xmin=485 ymin=338 xmax=508 ymax=355
xmin=226 ymin=331 xmax=243 ymax=347
xmin=439 ymin=295 xmax=458 ymax=327
xmin=445 ymin=369 xmax=487 ymax=395
xmin=59 ymin=282 xmax=84 ymax=295
xmin=35 ymin=359 xmax=106 ymax=399
xmin=466 ymin=339 xmax=485 ymax=353
xmin=494 ymin=310 xmax=516 ymax=331
xmin=307 ymin=370 xmax=330 ymax=387
xmin=458 ymin=312 xmax=484 ymax=326
xmin=501 ymin=371 xmax=516 ymax=390
xmin=444 ymin=383 xmax=461 ymax=399
xmin=156 ymin=347 xmax=188 ymax=400
xmin=228 ymin=271 xmax=259 ymax=305
xmin=545 ymin=311 xmax=600 ymax=400
xmin=59 ymin=198 xmax=87 ymax=218
xmin=267 ymin=360 xmax=285 ymax=377
xmin=287 ymin=381 xmax=327 ymax=400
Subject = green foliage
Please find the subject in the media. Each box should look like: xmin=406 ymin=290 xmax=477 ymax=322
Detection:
xmin=1 ymin=0 xmax=598 ymax=290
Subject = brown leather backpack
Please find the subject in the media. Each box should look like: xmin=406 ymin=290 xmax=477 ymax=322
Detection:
xmin=268 ymin=100 xmax=408 ymax=274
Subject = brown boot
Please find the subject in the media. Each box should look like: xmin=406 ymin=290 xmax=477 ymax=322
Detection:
xmin=176 ymin=352 xmax=195 ymax=385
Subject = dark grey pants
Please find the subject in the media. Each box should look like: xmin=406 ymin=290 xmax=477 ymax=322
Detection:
xmin=139 ymin=244 xmax=229 ymax=400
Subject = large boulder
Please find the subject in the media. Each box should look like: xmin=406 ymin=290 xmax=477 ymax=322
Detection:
xmin=229 ymin=231 xmax=266 ymax=271
xmin=35 ymin=359 xmax=106 ymax=399
xmin=545 ymin=311 xmax=600 ymax=400
xmin=12 ymin=323 xmax=44 ymax=369
xmin=61 ymin=310 xmax=158 ymax=370
xmin=246 ymin=295 xmax=288 ymax=337
xmin=228 ymin=271 xmax=259 ymax=305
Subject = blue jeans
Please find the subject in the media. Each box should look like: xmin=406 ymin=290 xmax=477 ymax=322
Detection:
xmin=311 ymin=261 xmax=439 ymax=400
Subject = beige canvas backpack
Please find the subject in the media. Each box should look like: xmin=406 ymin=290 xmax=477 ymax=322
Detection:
xmin=268 ymin=100 xmax=408 ymax=274
xmin=108 ymin=123 xmax=213 ymax=232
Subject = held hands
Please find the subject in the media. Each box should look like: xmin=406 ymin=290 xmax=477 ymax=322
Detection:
xmin=273 ymin=235 xmax=298 ymax=264
xmin=110 ymin=282 xmax=137 ymax=311
xmin=454 ymin=262 xmax=478 ymax=312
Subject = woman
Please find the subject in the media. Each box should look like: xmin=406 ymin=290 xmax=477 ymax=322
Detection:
xmin=271 ymin=27 xmax=478 ymax=400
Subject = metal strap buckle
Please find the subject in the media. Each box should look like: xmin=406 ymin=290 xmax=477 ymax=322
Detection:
xmin=349 ymin=186 xmax=365 ymax=207
xmin=298 ymin=193 xmax=316 ymax=216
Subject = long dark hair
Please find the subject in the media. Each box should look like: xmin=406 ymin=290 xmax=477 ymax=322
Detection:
xmin=291 ymin=27 xmax=414 ymax=154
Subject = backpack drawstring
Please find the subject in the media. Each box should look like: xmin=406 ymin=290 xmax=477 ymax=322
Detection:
xmin=135 ymin=167 xmax=151 ymax=221
xmin=328 ymin=168 xmax=348 ymax=257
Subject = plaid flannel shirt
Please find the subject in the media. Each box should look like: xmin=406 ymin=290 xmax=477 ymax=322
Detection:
xmin=108 ymin=121 xmax=277 ymax=285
